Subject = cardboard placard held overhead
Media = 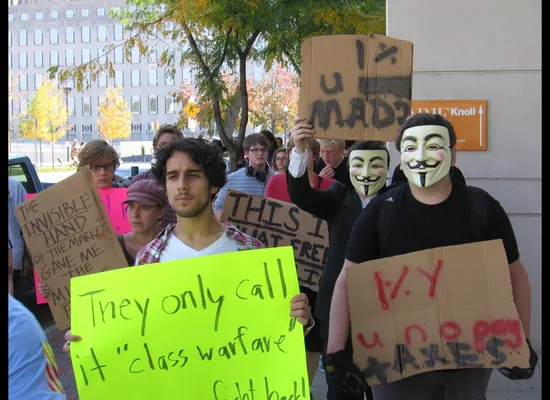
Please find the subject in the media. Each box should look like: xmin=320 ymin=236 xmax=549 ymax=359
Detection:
xmin=346 ymin=240 xmax=529 ymax=386
xmin=299 ymin=34 xmax=413 ymax=142
xmin=220 ymin=190 xmax=329 ymax=292
xmin=15 ymin=167 xmax=128 ymax=330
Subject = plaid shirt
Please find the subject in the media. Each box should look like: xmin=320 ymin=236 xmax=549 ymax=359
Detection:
xmin=135 ymin=223 xmax=263 ymax=265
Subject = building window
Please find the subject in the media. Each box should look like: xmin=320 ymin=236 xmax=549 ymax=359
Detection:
xmin=21 ymin=13 xmax=29 ymax=21
xmin=66 ymin=10 xmax=74 ymax=18
xmin=97 ymin=8 xmax=105 ymax=16
xmin=131 ymin=70 xmax=140 ymax=87
xmin=114 ymin=24 xmax=123 ymax=41
xmin=19 ymin=75 xmax=27 ymax=91
xmin=36 ymin=12 xmax=44 ymax=20
xmin=81 ymin=9 xmax=90 ymax=17
xmin=98 ymin=72 xmax=107 ymax=88
xmin=82 ymin=97 xmax=91 ymax=116
xmin=115 ymin=70 xmax=123 ymax=86
xmin=131 ymin=47 xmax=140 ymax=64
xmin=50 ymin=50 xmax=59 ymax=66
xmin=97 ymin=49 xmax=107 ymax=64
xmin=34 ymin=74 xmax=42 ymax=90
xmin=97 ymin=25 xmax=107 ymax=42
xmin=131 ymin=95 xmax=140 ymax=114
xmin=19 ymin=52 xmax=27 ymax=68
xmin=68 ymin=97 xmax=75 ymax=116
xmin=66 ymin=27 xmax=74 ymax=44
xmin=66 ymin=49 xmax=75 ymax=66
xmin=51 ymin=11 xmax=59 ymax=20
xmin=165 ymin=69 xmax=175 ymax=86
xmin=34 ymin=51 xmax=43 ymax=67
xmin=66 ymin=77 xmax=75 ymax=89
xmin=82 ymin=26 xmax=90 ymax=43
xmin=8 ymin=53 xmax=11 ymax=68
xmin=166 ymin=95 xmax=176 ymax=114
xmin=148 ymin=95 xmax=158 ymax=114
xmin=114 ymin=47 xmax=123 ymax=64
xmin=148 ymin=45 xmax=157 ymax=63
xmin=148 ymin=69 xmax=157 ymax=86
xmin=81 ymin=49 xmax=91 ymax=63
xmin=19 ymin=99 xmax=28 ymax=115
xmin=9 ymin=14 xmax=14 ymax=22
xmin=99 ymin=96 xmax=107 ymax=107
xmin=18 ymin=30 xmax=27 ymax=46
xmin=50 ymin=28 xmax=58 ymax=45
xmin=34 ymin=29 xmax=43 ymax=45
xmin=9 ymin=31 xmax=11 ymax=47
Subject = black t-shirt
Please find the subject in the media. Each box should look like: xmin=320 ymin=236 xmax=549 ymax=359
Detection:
xmin=346 ymin=183 xmax=520 ymax=264
xmin=313 ymin=157 xmax=352 ymax=189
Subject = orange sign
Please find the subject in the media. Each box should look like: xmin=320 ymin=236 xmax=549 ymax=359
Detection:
xmin=410 ymin=100 xmax=487 ymax=151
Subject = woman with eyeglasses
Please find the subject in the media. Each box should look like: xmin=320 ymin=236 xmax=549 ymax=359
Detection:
xmin=273 ymin=147 xmax=290 ymax=173
xmin=77 ymin=140 xmax=131 ymax=188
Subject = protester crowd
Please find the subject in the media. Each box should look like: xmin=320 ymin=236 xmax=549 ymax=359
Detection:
xmin=8 ymin=115 xmax=538 ymax=399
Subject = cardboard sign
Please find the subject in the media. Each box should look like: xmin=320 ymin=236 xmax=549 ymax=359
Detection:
xmin=347 ymin=240 xmax=529 ymax=386
xmin=70 ymin=247 xmax=309 ymax=399
xmin=220 ymin=190 xmax=329 ymax=292
xmin=411 ymin=100 xmax=488 ymax=151
xmin=15 ymin=168 xmax=128 ymax=330
xmin=27 ymin=188 xmax=132 ymax=235
xmin=299 ymin=34 xmax=414 ymax=141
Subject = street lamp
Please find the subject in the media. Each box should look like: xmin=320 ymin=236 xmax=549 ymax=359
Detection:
xmin=63 ymin=86 xmax=72 ymax=142
xmin=283 ymin=105 xmax=289 ymax=146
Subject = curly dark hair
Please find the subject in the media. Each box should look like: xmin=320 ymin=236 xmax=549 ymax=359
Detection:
xmin=151 ymin=138 xmax=227 ymax=199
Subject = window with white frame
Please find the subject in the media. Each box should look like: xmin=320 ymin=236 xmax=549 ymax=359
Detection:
xmin=149 ymin=95 xmax=158 ymax=114
xmin=82 ymin=97 xmax=91 ymax=116
xmin=131 ymin=70 xmax=140 ymax=87
xmin=131 ymin=95 xmax=140 ymax=114
xmin=34 ymin=29 xmax=43 ymax=45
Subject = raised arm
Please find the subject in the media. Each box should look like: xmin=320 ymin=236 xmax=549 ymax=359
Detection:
xmin=287 ymin=118 xmax=340 ymax=220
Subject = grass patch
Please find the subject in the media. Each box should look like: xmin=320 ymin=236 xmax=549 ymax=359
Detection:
xmin=36 ymin=165 xmax=78 ymax=173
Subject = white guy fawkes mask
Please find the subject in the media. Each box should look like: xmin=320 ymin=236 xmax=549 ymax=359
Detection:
xmin=349 ymin=149 xmax=389 ymax=198
xmin=400 ymin=125 xmax=452 ymax=188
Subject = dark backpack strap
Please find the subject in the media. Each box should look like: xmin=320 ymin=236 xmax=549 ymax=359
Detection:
xmin=467 ymin=186 xmax=492 ymax=242
xmin=377 ymin=182 xmax=407 ymax=253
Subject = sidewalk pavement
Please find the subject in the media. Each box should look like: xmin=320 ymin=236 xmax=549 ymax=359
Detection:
xmin=47 ymin=324 xmax=541 ymax=400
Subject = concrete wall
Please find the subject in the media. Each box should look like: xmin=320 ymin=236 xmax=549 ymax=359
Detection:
xmin=387 ymin=0 xmax=541 ymax=347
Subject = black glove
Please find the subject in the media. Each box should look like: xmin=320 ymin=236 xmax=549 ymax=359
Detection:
xmin=498 ymin=338 xmax=539 ymax=380
xmin=325 ymin=350 xmax=367 ymax=395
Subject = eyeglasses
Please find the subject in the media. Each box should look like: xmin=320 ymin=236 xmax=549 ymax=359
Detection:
xmin=275 ymin=157 xmax=288 ymax=162
xmin=248 ymin=147 xmax=267 ymax=154
xmin=90 ymin=163 xmax=115 ymax=173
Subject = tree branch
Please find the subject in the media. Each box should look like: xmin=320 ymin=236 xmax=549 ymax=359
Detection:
xmin=212 ymin=28 xmax=233 ymax=76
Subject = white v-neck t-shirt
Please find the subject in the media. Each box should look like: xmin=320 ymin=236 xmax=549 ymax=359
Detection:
xmin=159 ymin=229 xmax=239 ymax=262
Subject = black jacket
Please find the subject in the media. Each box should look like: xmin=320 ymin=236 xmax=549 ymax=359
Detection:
xmin=287 ymin=171 xmax=363 ymax=339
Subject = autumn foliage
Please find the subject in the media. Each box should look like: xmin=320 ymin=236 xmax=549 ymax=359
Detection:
xmin=96 ymin=85 xmax=133 ymax=142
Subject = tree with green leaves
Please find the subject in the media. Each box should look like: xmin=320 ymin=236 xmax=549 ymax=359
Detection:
xmin=21 ymin=79 xmax=70 ymax=169
xmin=49 ymin=0 xmax=385 ymax=171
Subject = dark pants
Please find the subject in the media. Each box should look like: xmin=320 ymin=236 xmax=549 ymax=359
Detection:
xmin=12 ymin=270 xmax=22 ymax=298
xmin=321 ymin=328 xmax=373 ymax=400
xmin=371 ymin=369 xmax=492 ymax=400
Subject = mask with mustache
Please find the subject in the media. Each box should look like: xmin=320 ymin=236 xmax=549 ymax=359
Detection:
xmin=400 ymin=125 xmax=452 ymax=188
xmin=349 ymin=149 xmax=388 ymax=198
